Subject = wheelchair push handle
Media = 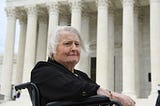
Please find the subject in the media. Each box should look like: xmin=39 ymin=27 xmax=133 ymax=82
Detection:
xmin=14 ymin=82 xmax=31 ymax=99
xmin=15 ymin=82 xmax=31 ymax=91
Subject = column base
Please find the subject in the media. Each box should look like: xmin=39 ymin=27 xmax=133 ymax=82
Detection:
xmin=122 ymin=91 xmax=137 ymax=99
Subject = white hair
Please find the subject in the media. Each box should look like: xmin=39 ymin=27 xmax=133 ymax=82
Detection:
xmin=48 ymin=26 xmax=85 ymax=58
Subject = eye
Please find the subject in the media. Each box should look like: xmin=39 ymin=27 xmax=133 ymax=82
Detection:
xmin=63 ymin=42 xmax=72 ymax=46
xmin=75 ymin=42 xmax=80 ymax=47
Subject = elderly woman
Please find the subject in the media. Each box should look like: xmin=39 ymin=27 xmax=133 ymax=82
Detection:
xmin=31 ymin=26 xmax=135 ymax=106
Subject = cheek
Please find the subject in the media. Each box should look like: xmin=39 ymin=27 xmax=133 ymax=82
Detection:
xmin=78 ymin=49 xmax=81 ymax=56
xmin=60 ymin=49 xmax=70 ymax=57
xmin=57 ymin=46 xmax=67 ymax=54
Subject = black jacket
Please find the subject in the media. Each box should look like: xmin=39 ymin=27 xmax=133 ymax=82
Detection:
xmin=156 ymin=94 xmax=160 ymax=106
xmin=31 ymin=58 xmax=100 ymax=106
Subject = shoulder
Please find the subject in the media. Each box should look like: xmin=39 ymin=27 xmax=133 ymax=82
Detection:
xmin=31 ymin=60 xmax=62 ymax=77
xmin=75 ymin=70 xmax=89 ymax=77
xmin=32 ymin=61 xmax=54 ymax=71
xmin=31 ymin=59 xmax=70 ymax=77
xmin=31 ymin=61 xmax=62 ymax=82
xmin=35 ymin=61 xmax=52 ymax=68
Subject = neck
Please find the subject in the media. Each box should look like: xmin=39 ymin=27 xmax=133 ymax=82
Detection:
xmin=65 ymin=65 xmax=75 ymax=73
xmin=54 ymin=60 xmax=75 ymax=72
xmin=52 ymin=56 xmax=76 ymax=72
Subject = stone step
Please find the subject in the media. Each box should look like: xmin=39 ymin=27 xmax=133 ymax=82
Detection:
xmin=0 ymin=94 xmax=4 ymax=103
xmin=0 ymin=94 xmax=4 ymax=100
xmin=0 ymin=84 xmax=4 ymax=102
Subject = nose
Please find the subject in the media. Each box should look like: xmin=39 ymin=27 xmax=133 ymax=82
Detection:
xmin=70 ymin=43 xmax=81 ymax=54
xmin=71 ymin=43 xmax=77 ymax=50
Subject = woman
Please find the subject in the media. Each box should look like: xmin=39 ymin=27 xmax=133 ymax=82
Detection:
xmin=31 ymin=26 xmax=135 ymax=106
xmin=156 ymin=84 xmax=160 ymax=106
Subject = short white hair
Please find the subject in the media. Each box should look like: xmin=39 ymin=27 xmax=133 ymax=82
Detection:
xmin=48 ymin=26 xmax=85 ymax=58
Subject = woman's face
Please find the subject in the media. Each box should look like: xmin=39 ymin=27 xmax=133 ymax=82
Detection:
xmin=54 ymin=31 xmax=81 ymax=67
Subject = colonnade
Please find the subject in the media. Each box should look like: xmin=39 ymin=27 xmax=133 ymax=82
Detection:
xmin=0 ymin=0 xmax=160 ymax=102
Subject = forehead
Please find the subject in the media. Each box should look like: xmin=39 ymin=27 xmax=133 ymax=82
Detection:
xmin=59 ymin=31 xmax=80 ymax=42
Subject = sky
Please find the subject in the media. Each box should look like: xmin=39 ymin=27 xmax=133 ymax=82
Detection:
xmin=0 ymin=0 xmax=19 ymax=54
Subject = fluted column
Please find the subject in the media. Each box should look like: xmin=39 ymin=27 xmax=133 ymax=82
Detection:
xmin=23 ymin=6 xmax=37 ymax=82
xmin=36 ymin=16 xmax=48 ymax=62
xmin=79 ymin=12 xmax=90 ymax=77
xmin=70 ymin=0 xmax=83 ymax=70
xmin=150 ymin=0 xmax=160 ymax=96
xmin=47 ymin=1 xmax=59 ymax=55
xmin=15 ymin=16 xmax=27 ymax=84
xmin=70 ymin=0 xmax=82 ymax=32
xmin=122 ymin=0 xmax=136 ymax=96
xmin=108 ymin=8 xmax=115 ymax=91
xmin=96 ymin=0 xmax=109 ymax=89
xmin=0 ymin=7 xmax=16 ymax=100
xmin=134 ymin=6 xmax=140 ymax=97
xmin=137 ymin=12 xmax=144 ymax=97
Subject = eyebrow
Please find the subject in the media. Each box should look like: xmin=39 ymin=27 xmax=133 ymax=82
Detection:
xmin=62 ymin=39 xmax=80 ymax=42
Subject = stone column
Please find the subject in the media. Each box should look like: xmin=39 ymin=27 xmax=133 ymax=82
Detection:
xmin=23 ymin=6 xmax=37 ymax=82
xmin=108 ymin=8 xmax=115 ymax=91
xmin=150 ymin=0 xmax=160 ymax=96
xmin=47 ymin=1 xmax=59 ymax=51
xmin=137 ymin=12 xmax=145 ymax=98
xmin=0 ymin=7 xmax=16 ymax=100
xmin=96 ymin=0 xmax=109 ymax=89
xmin=114 ymin=10 xmax=122 ymax=93
xmin=79 ymin=12 xmax=90 ymax=77
xmin=122 ymin=0 xmax=136 ymax=96
xmin=15 ymin=16 xmax=27 ymax=84
xmin=70 ymin=0 xmax=83 ymax=70
xmin=134 ymin=6 xmax=140 ymax=97
xmin=36 ymin=16 xmax=48 ymax=62
xmin=70 ymin=0 xmax=82 ymax=33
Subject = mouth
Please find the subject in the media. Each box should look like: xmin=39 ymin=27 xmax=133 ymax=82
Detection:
xmin=68 ymin=53 xmax=78 ymax=56
xmin=68 ymin=55 xmax=78 ymax=56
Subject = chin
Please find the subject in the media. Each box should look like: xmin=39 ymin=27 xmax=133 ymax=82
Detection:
xmin=68 ymin=60 xmax=78 ymax=64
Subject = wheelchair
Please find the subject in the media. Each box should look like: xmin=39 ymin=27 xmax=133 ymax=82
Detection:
xmin=15 ymin=82 xmax=123 ymax=106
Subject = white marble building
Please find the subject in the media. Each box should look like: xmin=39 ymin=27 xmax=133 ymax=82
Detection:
xmin=0 ymin=0 xmax=160 ymax=105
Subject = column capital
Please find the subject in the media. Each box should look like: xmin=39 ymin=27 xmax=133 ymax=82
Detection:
xmin=69 ymin=0 xmax=82 ymax=10
xmin=122 ymin=0 xmax=135 ymax=6
xmin=5 ymin=7 xmax=16 ymax=18
xmin=38 ymin=8 xmax=48 ymax=26
xmin=17 ymin=10 xmax=27 ymax=24
xmin=96 ymin=0 xmax=109 ymax=8
xmin=46 ymin=2 xmax=59 ymax=15
xmin=25 ymin=5 xmax=37 ymax=16
xmin=19 ymin=17 xmax=27 ymax=25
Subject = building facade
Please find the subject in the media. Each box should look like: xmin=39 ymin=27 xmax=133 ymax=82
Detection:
xmin=0 ymin=0 xmax=160 ymax=105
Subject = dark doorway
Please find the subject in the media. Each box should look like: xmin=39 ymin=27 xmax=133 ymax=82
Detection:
xmin=90 ymin=57 xmax=96 ymax=81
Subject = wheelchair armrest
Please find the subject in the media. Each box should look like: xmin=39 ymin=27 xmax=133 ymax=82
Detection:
xmin=15 ymin=82 xmax=41 ymax=106
xmin=46 ymin=95 xmax=123 ymax=106
xmin=15 ymin=82 xmax=31 ymax=91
